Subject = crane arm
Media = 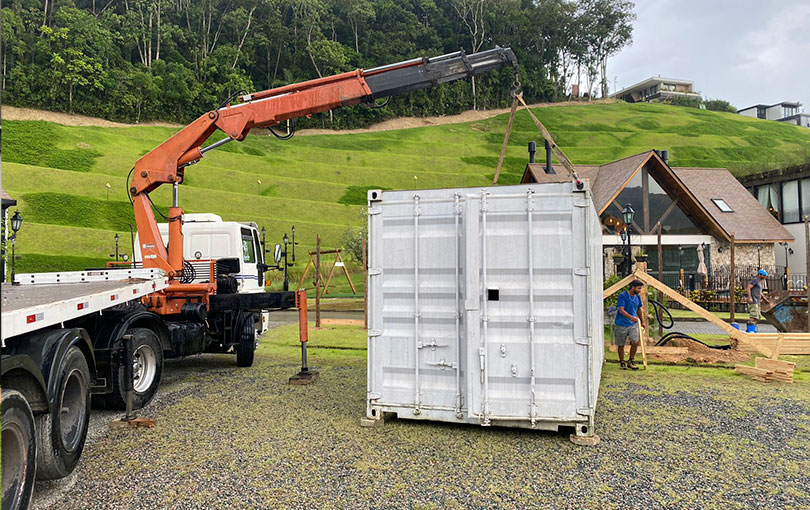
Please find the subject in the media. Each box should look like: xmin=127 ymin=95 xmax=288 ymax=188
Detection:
xmin=131 ymin=46 xmax=518 ymax=276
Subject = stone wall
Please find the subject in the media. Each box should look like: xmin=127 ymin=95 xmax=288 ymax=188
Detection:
xmin=710 ymin=241 xmax=776 ymax=271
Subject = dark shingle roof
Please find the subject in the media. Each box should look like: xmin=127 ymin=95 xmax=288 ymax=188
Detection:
xmin=520 ymin=150 xmax=793 ymax=242
xmin=1 ymin=187 xmax=16 ymax=208
xmin=672 ymin=167 xmax=793 ymax=242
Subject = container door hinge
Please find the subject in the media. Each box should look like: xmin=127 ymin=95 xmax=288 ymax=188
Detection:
xmin=368 ymin=329 xmax=382 ymax=337
xmin=368 ymin=268 xmax=382 ymax=276
xmin=574 ymin=199 xmax=590 ymax=208
xmin=575 ymin=336 xmax=591 ymax=346
xmin=574 ymin=268 xmax=590 ymax=276
xmin=368 ymin=207 xmax=382 ymax=215
xmin=577 ymin=407 xmax=592 ymax=416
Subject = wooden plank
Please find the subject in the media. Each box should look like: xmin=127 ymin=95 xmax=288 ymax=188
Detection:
xmin=603 ymin=273 xmax=636 ymax=299
xmin=755 ymin=357 xmax=796 ymax=371
xmin=634 ymin=271 xmax=751 ymax=345
xmin=734 ymin=365 xmax=773 ymax=378
xmin=319 ymin=318 xmax=365 ymax=327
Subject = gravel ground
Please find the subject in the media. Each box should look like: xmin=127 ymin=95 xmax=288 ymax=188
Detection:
xmin=34 ymin=324 xmax=810 ymax=510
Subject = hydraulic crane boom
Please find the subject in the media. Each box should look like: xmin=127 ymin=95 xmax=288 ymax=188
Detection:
xmin=130 ymin=46 xmax=518 ymax=314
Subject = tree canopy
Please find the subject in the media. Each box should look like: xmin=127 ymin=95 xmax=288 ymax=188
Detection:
xmin=1 ymin=0 xmax=635 ymax=128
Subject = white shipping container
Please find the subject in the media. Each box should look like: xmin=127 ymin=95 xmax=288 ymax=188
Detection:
xmin=365 ymin=181 xmax=604 ymax=441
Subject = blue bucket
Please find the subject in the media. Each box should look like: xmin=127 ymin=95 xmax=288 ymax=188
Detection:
xmin=746 ymin=323 xmax=757 ymax=333
xmin=731 ymin=323 xmax=740 ymax=330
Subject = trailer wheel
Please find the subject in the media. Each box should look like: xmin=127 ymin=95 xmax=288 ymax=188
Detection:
xmin=35 ymin=346 xmax=91 ymax=480
xmin=103 ymin=328 xmax=163 ymax=411
xmin=236 ymin=312 xmax=257 ymax=367
xmin=1 ymin=390 xmax=37 ymax=510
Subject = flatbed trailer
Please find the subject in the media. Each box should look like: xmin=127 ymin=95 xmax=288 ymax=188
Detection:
xmin=1 ymin=269 xmax=294 ymax=510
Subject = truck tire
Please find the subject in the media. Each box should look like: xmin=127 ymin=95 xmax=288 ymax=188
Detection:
xmin=236 ymin=312 xmax=256 ymax=367
xmin=1 ymin=390 xmax=37 ymax=510
xmin=35 ymin=346 xmax=91 ymax=480
xmin=103 ymin=328 xmax=163 ymax=411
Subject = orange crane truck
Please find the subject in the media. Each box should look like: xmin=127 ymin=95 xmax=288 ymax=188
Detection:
xmin=1 ymin=46 xmax=518 ymax=510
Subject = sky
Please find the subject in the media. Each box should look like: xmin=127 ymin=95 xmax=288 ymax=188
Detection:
xmin=608 ymin=0 xmax=810 ymax=111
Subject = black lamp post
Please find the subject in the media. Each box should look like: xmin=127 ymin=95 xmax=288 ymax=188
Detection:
xmin=10 ymin=210 xmax=23 ymax=284
xmin=114 ymin=233 xmax=120 ymax=262
xmin=621 ymin=203 xmax=635 ymax=277
xmin=282 ymin=232 xmax=290 ymax=291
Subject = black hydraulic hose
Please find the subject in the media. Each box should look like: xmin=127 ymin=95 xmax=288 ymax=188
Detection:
xmin=649 ymin=299 xmax=674 ymax=329
xmin=647 ymin=298 xmax=732 ymax=350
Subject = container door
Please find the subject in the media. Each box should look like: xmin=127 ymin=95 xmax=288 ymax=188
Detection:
xmin=369 ymin=193 xmax=465 ymax=414
xmin=466 ymin=187 xmax=589 ymax=423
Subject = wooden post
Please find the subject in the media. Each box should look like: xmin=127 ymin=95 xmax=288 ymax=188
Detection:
xmin=657 ymin=222 xmax=663 ymax=338
xmin=637 ymin=262 xmax=651 ymax=350
xmin=805 ymin=216 xmax=809 ymax=325
xmin=315 ymin=235 xmax=321 ymax=328
xmin=362 ymin=236 xmax=368 ymax=329
xmin=729 ymin=233 xmax=736 ymax=324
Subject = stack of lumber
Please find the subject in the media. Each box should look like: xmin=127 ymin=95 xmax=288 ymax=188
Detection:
xmin=734 ymin=358 xmax=796 ymax=383
xmin=738 ymin=333 xmax=810 ymax=355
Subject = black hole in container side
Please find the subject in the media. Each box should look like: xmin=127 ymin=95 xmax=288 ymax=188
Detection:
xmin=581 ymin=425 xmax=588 ymax=434
xmin=487 ymin=289 xmax=499 ymax=301
xmin=371 ymin=191 xmax=378 ymax=199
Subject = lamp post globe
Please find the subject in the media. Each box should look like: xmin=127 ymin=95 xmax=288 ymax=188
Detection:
xmin=620 ymin=229 xmax=627 ymax=243
xmin=11 ymin=210 xmax=22 ymax=234
xmin=621 ymin=203 xmax=635 ymax=226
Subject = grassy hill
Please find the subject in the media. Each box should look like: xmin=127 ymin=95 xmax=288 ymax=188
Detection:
xmin=4 ymin=101 xmax=810 ymax=284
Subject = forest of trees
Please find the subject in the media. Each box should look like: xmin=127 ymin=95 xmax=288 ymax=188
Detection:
xmin=1 ymin=0 xmax=635 ymax=128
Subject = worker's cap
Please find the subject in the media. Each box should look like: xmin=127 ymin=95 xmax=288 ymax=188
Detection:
xmin=629 ymin=279 xmax=644 ymax=288
xmin=757 ymin=269 xmax=768 ymax=277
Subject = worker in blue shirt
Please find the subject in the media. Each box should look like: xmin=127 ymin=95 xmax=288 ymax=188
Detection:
xmin=614 ymin=279 xmax=645 ymax=370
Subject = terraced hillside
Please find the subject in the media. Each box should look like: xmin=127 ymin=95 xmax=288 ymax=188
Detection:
xmin=4 ymin=101 xmax=810 ymax=277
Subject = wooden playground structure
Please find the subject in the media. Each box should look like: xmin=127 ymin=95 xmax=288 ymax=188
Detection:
xmin=296 ymin=247 xmax=357 ymax=298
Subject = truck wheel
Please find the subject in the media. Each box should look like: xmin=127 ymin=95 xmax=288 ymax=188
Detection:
xmin=104 ymin=328 xmax=163 ymax=411
xmin=236 ymin=312 xmax=256 ymax=367
xmin=35 ymin=346 xmax=91 ymax=480
xmin=2 ymin=390 xmax=37 ymax=510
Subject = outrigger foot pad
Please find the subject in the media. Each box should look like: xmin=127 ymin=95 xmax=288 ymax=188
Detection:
xmin=289 ymin=370 xmax=319 ymax=385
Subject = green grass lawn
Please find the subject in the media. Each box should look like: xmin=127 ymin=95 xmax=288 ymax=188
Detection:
xmin=5 ymin=101 xmax=810 ymax=274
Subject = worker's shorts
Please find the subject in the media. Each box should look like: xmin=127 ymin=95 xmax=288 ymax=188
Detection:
xmin=614 ymin=325 xmax=639 ymax=346
xmin=748 ymin=303 xmax=762 ymax=321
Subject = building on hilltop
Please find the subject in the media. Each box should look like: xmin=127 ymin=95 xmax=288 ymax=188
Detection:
xmin=737 ymin=101 xmax=810 ymax=128
xmin=521 ymin=149 xmax=793 ymax=288
xmin=609 ymin=77 xmax=700 ymax=103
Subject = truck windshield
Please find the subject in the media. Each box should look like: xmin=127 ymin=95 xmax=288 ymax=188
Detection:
xmin=241 ymin=228 xmax=256 ymax=264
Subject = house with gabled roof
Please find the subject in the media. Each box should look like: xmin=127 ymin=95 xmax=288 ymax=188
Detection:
xmin=521 ymin=150 xmax=793 ymax=282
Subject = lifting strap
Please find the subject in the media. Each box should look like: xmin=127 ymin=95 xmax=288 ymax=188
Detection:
xmin=492 ymin=93 xmax=582 ymax=188
xmin=492 ymin=96 xmax=519 ymax=185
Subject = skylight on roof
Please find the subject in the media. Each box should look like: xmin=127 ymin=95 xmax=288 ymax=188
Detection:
xmin=711 ymin=198 xmax=733 ymax=213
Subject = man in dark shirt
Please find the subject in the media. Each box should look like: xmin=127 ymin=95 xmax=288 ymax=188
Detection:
xmin=614 ymin=280 xmax=645 ymax=370
xmin=747 ymin=269 xmax=769 ymax=326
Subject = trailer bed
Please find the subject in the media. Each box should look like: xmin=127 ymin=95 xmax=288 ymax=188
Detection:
xmin=2 ymin=270 xmax=169 ymax=344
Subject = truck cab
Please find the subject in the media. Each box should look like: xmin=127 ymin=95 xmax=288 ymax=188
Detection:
xmin=134 ymin=213 xmax=273 ymax=332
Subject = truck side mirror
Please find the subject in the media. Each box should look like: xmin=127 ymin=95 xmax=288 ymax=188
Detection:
xmin=274 ymin=244 xmax=282 ymax=264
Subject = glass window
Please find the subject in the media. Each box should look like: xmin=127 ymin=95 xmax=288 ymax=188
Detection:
xmin=711 ymin=198 xmax=733 ymax=212
xmin=801 ymin=178 xmax=810 ymax=219
xmin=241 ymin=228 xmax=256 ymax=264
xmin=756 ymin=184 xmax=779 ymax=219
xmin=648 ymin=173 xmax=674 ymax=226
xmin=782 ymin=180 xmax=800 ymax=223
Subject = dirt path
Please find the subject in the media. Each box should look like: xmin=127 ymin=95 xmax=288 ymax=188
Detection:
xmin=2 ymin=106 xmax=181 ymax=128
xmin=3 ymin=99 xmax=614 ymax=133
